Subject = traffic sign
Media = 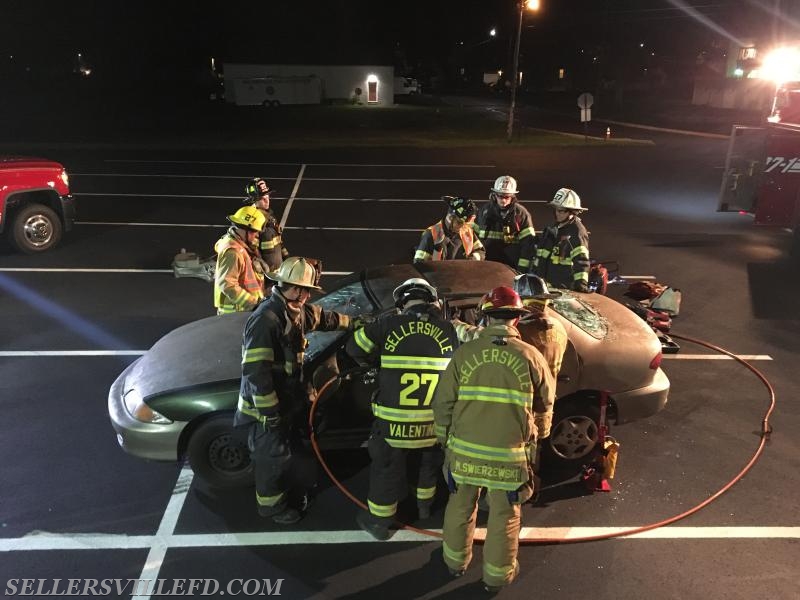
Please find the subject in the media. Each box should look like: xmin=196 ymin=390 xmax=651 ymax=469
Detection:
xmin=577 ymin=92 xmax=594 ymax=109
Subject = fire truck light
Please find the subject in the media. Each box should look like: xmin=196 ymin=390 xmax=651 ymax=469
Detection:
xmin=761 ymin=47 xmax=800 ymax=84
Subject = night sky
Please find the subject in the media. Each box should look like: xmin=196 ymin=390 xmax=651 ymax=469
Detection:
xmin=1 ymin=1 xmax=797 ymax=103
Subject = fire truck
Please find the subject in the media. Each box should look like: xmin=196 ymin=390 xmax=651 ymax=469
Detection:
xmin=718 ymin=47 xmax=800 ymax=255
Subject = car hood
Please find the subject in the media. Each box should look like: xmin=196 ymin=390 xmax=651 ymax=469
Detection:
xmin=130 ymin=313 xmax=250 ymax=400
xmin=0 ymin=156 xmax=64 ymax=170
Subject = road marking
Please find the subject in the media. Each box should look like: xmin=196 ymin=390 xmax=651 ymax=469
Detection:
xmin=132 ymin=466 xmax=194 ymax=600
xmin=104 ymin=159 xmax=497 ymax=168
xmin=70 ymin=195 xmax=537 ymax=204
xmin=3 ymin=527 xmax=799 ymax=552
xmin=0 ymin=268 xmax=350 ymax=276
xmin=74 ymin=193 xmax=245 ymax=199
xmin=73 ymin=173 xmax=493 ymax=183
xmin=0 ymin=350 xmax=146 ymax=357
xmin=279 ymin=164 xmax=306 ymax=230
xmin=0 ymin=268 xmax=173 ymax=273
xmin=662 ymin=354 xmax=773 ymax=360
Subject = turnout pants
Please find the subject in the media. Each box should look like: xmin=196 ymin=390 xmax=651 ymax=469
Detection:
xmin=366 ymin=421 xmax=442 ymax=524
xmin=246 ymin=421 xmax=316 ymax=516
xmin=442 ymin=483 xmax=521 ymax=589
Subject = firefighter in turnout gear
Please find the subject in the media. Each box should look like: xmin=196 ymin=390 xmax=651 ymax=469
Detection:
xmin=475 ymin=175 xmax=537 ymax=271
xmin=414 ymin=196 xmax=485 ymax=262
xmin=534 ymin=187 xmax=591 ymax=292
xmin=235 ymin=257 xmax=352 ymax=524
xmin=244 ymin=178 xmax=290 ymax=272
xmin=433 ymin=286 xmax=555 ymax=593
xmin=213 ymin=206 xmax=267 ymax=315
xmin=346 ymin=278 xmax=458 ymax=540
xmin=451 ymin=274 xmax=567 ymax=383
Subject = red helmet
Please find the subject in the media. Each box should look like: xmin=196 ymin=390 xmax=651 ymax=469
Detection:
xmin=479 ymin=286 xmax=527 ymax=316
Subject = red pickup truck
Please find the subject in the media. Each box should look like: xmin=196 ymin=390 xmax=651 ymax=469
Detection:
xmin=0 ymin=156 xmax=75 ymax=253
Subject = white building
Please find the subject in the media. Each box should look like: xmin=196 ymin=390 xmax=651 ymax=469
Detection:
xmin=223 ymin=64 xmax=395 ymax=106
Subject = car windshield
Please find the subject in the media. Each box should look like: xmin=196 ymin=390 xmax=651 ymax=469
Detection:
xmin=551 ymin=292 xmax=608 ymax=339
xmin=306 ymin=278 xmax=373 ymax=362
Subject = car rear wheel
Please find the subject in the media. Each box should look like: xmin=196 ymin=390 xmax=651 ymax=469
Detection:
xmin=10 ymin=203 xmax=62 ymax=253
xmin=187 ymin=415 xmax=252 ymax=488
xmin=542 ymin=395 xmax=601 ymax=475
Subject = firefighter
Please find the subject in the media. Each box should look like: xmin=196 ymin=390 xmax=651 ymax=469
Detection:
xmin=451 ymin=274 xmax=567 ymax=383
xmin=475 ymin=175 xmax=537 ymax=271
xmin=534 ymin=187 xmax=590 ymax=292
xmin=244 ymin=177 xmax=290 ymax=272
xmin=213 ymin=205 xmax=267 ymax=315
xmin=235 ymin=257 xmax=353 ymax=524
xmin=346 ymin=278 xmax=458 ymax=540
xmin=413 ymin=196 xmax=485 ymax=262
xmin=433 ymin=286 xmax=555 ymax=593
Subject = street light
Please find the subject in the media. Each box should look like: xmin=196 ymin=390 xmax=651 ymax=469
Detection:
xmin=507 ymin=0 xmax=540 ymax=143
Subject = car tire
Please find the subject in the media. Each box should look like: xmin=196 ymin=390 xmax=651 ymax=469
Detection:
xmin=541 ymin=395 xmax=602 ymax=476
xmin=10 ymin=203 xmax=62 ymax=253
xmin=187 ymin=414 xmax=253 ymax=489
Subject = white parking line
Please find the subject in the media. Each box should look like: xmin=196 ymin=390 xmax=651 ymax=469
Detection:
xmin=73 ymin=173 xmax=493 ymax=183
xmin=104 ymin=159 xmax=497 ymax=168
xmin=662 ymin=354 xmax=773 ymax=360
xmin=0 ymin=268 xmax=351 ymax=276
xmin=279 ymin=164 xmax=306 ymax=230
xmin=0 ymin=350 xmax=146 ymax=357
xmin=3 ymin=526 xmax=799 ymax=552
xmin=132 ymin=466 xmax=194 ymax=600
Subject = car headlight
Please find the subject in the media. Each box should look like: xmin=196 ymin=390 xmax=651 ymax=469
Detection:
xmin=60 ymin=169 xmax=69 ymax=188
xmin=123 ymin=388 xmax=172 ymax=424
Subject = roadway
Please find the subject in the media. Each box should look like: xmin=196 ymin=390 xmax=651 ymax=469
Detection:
xmin=0 ymin=136 xmax=797 ymax=599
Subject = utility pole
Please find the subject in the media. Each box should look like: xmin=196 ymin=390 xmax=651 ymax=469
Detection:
xmin=506 ymin=3 xmax=524 ymax=143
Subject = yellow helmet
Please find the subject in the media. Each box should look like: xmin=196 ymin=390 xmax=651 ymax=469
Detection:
xmin=267 ymin=256 xmax=323 ymax=290
xmin=227 ymin=205 xmax=266 ymax=232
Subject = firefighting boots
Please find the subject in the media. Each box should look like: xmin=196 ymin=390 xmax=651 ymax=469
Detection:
xmin=356 ymin=510 xmax=391 ymax=541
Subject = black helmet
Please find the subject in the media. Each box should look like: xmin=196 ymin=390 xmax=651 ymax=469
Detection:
xmin=513 ymin=273 xmax=562 ymax=307
xmin=444 ymin=196 xmax=476 ymax=220
xmin=244 ymin=178 xmax=271 ymax=202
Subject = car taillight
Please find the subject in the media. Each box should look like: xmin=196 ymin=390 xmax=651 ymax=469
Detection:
xmin=649 ymin=352 xmax=662 ymax=370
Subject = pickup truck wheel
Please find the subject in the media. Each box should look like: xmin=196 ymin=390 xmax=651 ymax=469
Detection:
xmin=187 ymin=415 xmax=252 ymax=489
xmin=541 ymin=396 xmax=601 ymax=476
xmin=10 ymin=203 xmax=62 ymax=253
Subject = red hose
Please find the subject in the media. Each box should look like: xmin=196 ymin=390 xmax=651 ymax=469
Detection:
xmin=308 ymin=333 xmax=775 ymax=543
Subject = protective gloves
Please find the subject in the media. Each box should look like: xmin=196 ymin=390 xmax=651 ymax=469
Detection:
xmin=573 ymin=280 xmax=589 ymax=293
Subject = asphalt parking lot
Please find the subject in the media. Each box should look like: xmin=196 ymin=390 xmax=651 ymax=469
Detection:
xmin=1 ymin=139 xmax=798 ymax=599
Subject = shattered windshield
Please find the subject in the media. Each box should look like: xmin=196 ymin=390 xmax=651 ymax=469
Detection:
xmin=306 ymin=279 xmax=372 ymax=363
xmin=551 ymin=292 xmax=608 ymax=339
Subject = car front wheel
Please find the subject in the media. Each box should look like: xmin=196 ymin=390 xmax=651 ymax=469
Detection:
xmin=10 ymin=203 xmax=62 ymax=253
xmin=542 ymin=395 xmax=601 ymax=475
xmin=187 ymin=415 xmax=253 ymax=488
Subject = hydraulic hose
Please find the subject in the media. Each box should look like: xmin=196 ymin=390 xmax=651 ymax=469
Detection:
xmin=308 ymin=333 xmax=775 ymax=544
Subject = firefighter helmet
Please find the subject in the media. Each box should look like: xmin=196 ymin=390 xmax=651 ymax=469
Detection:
xmin=227 ymin=205 xmax=266 ymax=232
xmin=267 ymin=256 xmax=323 ymax=290
xmin=392 ymin=278 xmax=438 ymax=308
xmin=245 ymin=177 xmax=272 ymax=201
xmin=444 ymin=196 xmax=476 ymax=220
xmin=491 ymin=175 xmax=519 ymax=196
xmin=479 ymin=285 xmax=527 ymax=317
xmin=549 ymin=187 xmax=586 ymax=212
xmin=513 ymin=273 xmax=561 ymax=300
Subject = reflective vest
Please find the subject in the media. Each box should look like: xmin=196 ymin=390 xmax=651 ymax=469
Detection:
xmin=213 ymin=232 xmax=264 ymax=314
